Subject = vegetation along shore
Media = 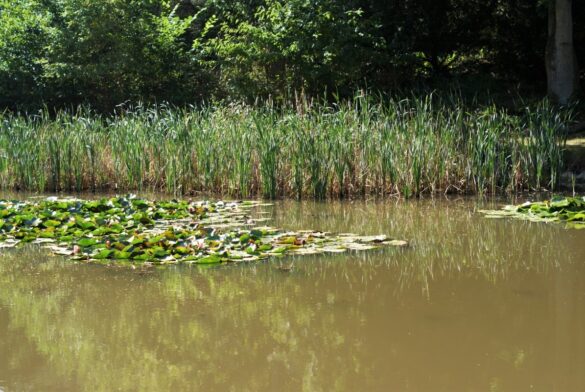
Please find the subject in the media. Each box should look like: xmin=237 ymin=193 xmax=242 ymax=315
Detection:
xmin=0 ymin=94 xmax=575 ymax=199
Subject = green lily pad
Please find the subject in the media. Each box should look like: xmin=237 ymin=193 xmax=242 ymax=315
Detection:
xmin=0 ymin=195 xmax=408 ymax=267
xmin=93 ymin=249 xmax=114 ymax=259
xmin=196 ymin=255 xmax=222 ymax=264
xmin=42 ymin=219 xmax=61 ymax=228
xmin=78 ymin=238 xmax=99 ymax=247
xmin=480 ymin=196 xmax=585 ymax=229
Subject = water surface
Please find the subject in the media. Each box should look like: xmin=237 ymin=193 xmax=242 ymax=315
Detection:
xmin=0 ymin=198 xmax=583 ymax=391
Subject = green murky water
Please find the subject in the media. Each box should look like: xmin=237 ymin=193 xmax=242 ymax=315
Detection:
xmin=0 ymin=198 xmax=584 ymax=391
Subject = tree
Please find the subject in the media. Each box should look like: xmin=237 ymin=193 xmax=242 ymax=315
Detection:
xmin=42 ymin=0 xmax=198 ymax=110
xmin=0 ymin=0 xmax=52 ymax=109
xmin=198 ymin=0 xmax=384 ymax=100
xmin=546 ymin=0 xmax=579 ymax=104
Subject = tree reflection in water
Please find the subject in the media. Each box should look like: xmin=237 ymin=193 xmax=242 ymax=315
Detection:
xmin=0 ymin=198 xmax=583 ymax=391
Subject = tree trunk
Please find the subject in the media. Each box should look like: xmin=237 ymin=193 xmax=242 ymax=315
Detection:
xmin=546 ymin=0 xmax=579 ymax=104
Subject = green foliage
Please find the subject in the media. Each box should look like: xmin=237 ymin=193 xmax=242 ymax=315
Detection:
xmin=0 ymin=0 xmax=52 ymax=107
xmin=0 ymin=195 xmax=405 ymax=264
xmin=480 ymin=196 xmax=585 ymax=229
xmin=0 ymin=95 xmax=572 ymax=198
xmin=1 ymin=0 xmax=199 ymax=110
xmin=2 ymin=0 xmax=581 ymax=109
xmin=198 ymin=0 xmax=384 ymax=99
xmin=42 ymin=0 xmax=197 ymax=109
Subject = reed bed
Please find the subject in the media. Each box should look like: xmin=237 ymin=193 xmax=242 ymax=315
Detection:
xmin=0 ymin=94 xmax=572 ymax=198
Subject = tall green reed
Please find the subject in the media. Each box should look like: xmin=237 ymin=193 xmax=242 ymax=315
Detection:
xmin=0 ymin=94 xmax=572 ymax=198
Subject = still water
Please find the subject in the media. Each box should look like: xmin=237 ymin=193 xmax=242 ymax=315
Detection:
xmin=0 ymin=198 xmax=583 ymax=391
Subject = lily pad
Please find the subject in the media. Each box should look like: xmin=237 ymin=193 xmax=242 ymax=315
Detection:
xmin=0 ymin=195 xmax=408 ymax=266
xmin=479 ymin=196 xmax=585 ymax=229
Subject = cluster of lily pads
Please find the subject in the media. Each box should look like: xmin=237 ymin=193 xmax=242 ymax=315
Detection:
xmin=0 ymin=195 xmax=407 ymax=265
xmin=480 ymin=196 xmax=585 ymax=229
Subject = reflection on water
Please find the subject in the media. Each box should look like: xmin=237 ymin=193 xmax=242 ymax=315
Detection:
xmin=0 ymin=198 xmax=584 ymax=391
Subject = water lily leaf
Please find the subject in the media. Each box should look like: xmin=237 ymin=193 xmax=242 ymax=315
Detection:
xmin=109 ymin=224 xmax=124 ymax=233
xmin=321 ymin=247 xmax=347 ymax=253
xmin=245 ymin=245 xmax=259 ymax=255
xmin=75 ymin=218 xmax=96 ymax=230
xmin=1 ymin=238 xmax=19 ymax=247
xmin=131 ymin=237 xmax=145 ymax=245
xmin=196 ymin=255 xmax=222 ymax=264
xmin=32 ymin=238 xmax=55 ymax=244
xmin=133 ymin=213 xmax=153 ymax=225
xmin=388 ymin=240 xmax=409 ymax=247
xmin=290 ymin=248 xmax=322 ymax=255
xmin=250 ymin=229 xmax=263 ymax=238
xmin=38 ymin=230 xmax=56 ymax=239
xmin=133 ymin=253 xmax=154 ymax=261
xmin=358 ymin=235 xmax=388 ymax=243
xmin=0 ymin=196 xmax=407 ymax=267
xmin=25 ymin=217 xmax=42 ymax=227
xmin=480 ymin=197 xmax=585 ymax=229
xmin=55 ymin=202 xmax=70 ymax=210
xmin=146 ymin=235 xmax=164 ymax=245
xmin=93 ymin=249 xmax=114 ymax=259
xmin=278 ymin=236 xmax=297 ymax=244
xmin=132 ymin=199 xmax=149 ymax=209
xmin=550 ymin=198 xmax=570 ymax=208
xmin=344 ymin=243 xmax=376 ymax=250
xmin=78 ymin=238 xmax=99 ymax=247
xmin=93 ymin=226 xmax=118 ymax=236
xmin=42 ymin=219 xmax=61 ymax=228
xmin=110 ymin=250 xmax=130 ymax=259
xmin=45 ymin=245 xmax=72 ymax=255
xmin=122 ymin=244 xmax=134 ymax=253
xmin=174 ymin=246 xmax=191 ymax=255
xmin=152 ymin=248 xmax=168 ymax=258
xmin=567 ymin=212 xmax=585 ymax=222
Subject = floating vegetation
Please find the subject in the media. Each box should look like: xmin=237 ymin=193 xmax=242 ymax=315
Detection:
xmin=480 ymin=196 xmax=585 ymax=229
xmin=0 ymin=196 xmax=407 ymax=265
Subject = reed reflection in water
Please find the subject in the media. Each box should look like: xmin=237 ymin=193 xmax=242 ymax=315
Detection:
xmin=0 ymin=198 xmax=583 ymax=391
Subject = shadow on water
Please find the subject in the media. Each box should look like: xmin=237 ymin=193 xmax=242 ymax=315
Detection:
xmin=0 ymin=197 xmax=583 ymax=391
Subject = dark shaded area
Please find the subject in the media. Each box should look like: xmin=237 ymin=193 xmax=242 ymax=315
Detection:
xmin=0 ymin=0 xmax=583 ymax=112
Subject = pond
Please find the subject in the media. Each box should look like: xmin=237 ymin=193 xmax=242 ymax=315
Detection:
xmin=0 ymin=197 xmax=583 ymax=391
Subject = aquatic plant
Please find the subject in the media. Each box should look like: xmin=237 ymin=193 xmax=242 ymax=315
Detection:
xmin=480 ymin=196 xmax=585 ymax=229
xmin=0 ymin=196 xmax=407 ymax=265
xmin=0 ymin=95 xmax=572 ymax=198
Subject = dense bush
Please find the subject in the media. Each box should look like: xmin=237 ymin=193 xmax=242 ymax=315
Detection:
xmin=197 ymin=0 xmax=384 ymax=99
xmin=0 ymin=0 xmax=583 ymax=110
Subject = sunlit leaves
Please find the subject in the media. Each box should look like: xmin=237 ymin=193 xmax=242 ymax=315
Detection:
xmin=0 ymin=195 xmax=407 ymax=266
xmin=480 ymin=196 xmax=585 ymax=229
